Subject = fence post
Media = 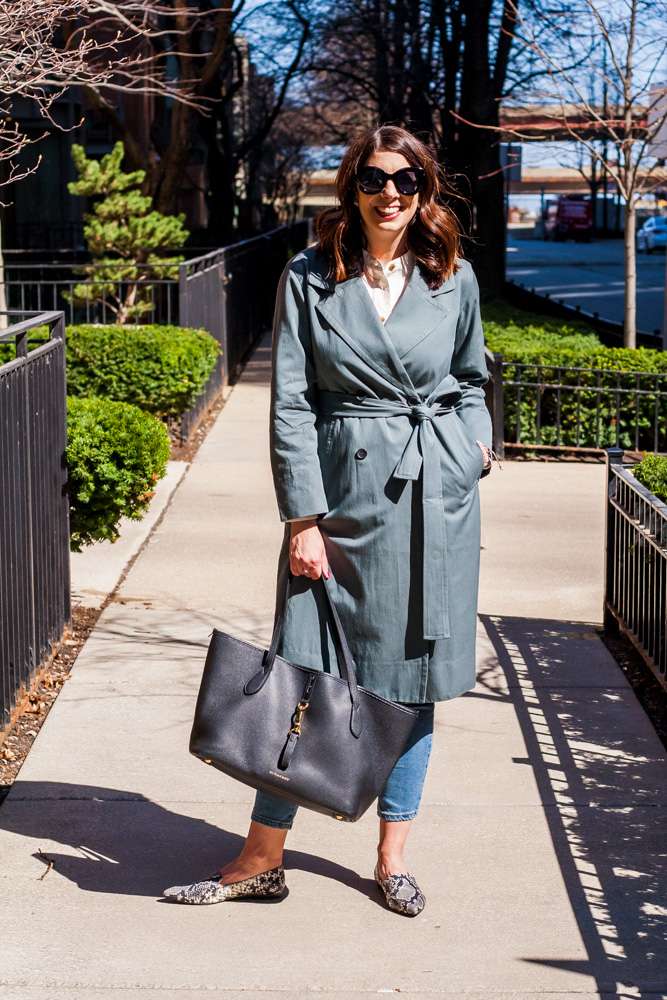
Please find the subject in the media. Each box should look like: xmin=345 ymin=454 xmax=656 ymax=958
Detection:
xmin=491 ymin=352 xmax=505 ymax=460
xmin=603 ymin=447 xmax=624 ymax=634
xmin=219 ymin=250 xmax=229 ymax=384
xmin=54 ymin=313 xmax=72 ymax=624
xmin=178 ymin=261 xmax=188 ymax=328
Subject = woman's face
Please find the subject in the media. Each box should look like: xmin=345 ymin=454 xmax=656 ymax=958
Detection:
xmin=356 ymin=150 xmax=421 ymax=245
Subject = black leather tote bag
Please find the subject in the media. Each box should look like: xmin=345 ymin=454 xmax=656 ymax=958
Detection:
xmin=190 ymin=573 xmax=418 ymax=822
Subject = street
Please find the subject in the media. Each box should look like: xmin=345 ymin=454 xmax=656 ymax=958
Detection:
xmin=506 ymin=238 xmax=667 ymax=337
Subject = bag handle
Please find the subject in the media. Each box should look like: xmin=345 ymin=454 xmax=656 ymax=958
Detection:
xmin=244 ymin=571 xmax=363 ymax=738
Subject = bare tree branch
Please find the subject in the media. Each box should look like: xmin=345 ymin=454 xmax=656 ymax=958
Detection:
xmin=0 ymin=0 xmax=207 ymax=175
xmin=504 ymin=0 xmax=667 ymax=346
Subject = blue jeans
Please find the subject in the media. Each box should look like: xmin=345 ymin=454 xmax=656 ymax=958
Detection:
xmin=250 ymin=703 xmax=434 ymax=829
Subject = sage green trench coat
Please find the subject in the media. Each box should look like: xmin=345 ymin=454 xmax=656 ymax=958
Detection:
xmin=270 ymin=245 xmax=492 ymax=704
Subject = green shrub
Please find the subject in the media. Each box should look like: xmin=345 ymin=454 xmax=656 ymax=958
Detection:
xmin=481 ymin=297 xmax=600 ymax=341
xmin=65 ymin=324 xmax=220 ymax=419
xmin=66 ymin=142 xmax=189 ymax=324
xmin=67 ymin=396 xmax=171 ymax=551
xmin=481 ymin=302 xmax=667 ymax=450
xmin=633 ymin=453 xmax=667 ymax=504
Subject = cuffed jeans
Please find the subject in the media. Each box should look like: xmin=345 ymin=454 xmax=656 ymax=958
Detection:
xmin=250 ymin=703 xmax=434 ymax=830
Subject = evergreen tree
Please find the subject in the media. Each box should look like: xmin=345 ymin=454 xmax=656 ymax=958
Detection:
xmin=67 ymin=142 xmax=189 ymax=324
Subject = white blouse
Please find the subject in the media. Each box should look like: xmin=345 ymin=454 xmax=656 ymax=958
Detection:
xmin=287 ymin=249 xmax=490 ymax=522
xmin=361 ymin=248 xmax=414 ymax=322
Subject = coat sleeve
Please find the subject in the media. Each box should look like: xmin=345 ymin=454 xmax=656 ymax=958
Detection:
xmin=451 ymin=261 xmax=493 ymax=470
xmin=270 ymin=260 xmax=330 ymax=522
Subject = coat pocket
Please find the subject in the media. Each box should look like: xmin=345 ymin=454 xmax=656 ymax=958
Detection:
xmin=456 ymin=416 xmax=486 ymax=479
xmin=437 ymin=413 xmax=485 ymax=499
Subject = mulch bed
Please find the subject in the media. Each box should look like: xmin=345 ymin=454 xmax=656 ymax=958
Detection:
xmin=0 ymin=607 xmax=101 ymax=806
xmin=168 ymin=390 xmax=227 ymax=463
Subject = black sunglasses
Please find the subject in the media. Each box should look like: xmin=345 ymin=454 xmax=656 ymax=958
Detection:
xmin=356 ymin=165 xmax=426 ymax=196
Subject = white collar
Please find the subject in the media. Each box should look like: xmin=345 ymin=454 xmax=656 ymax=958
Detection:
xmin=362 ymin=249 xmax=414 ymax=277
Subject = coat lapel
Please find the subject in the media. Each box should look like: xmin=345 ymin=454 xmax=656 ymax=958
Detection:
xmin=384 ymin=265 xmax=456 ymax=360
xmin=309 ymin=270 xmax=414 ymax=394
xmin=308 ymin=257 xmax=459 ymax=394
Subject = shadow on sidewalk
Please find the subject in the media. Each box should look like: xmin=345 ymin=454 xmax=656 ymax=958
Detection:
xmin=0 ymin=781 xmax=376 ymax=903
xmin=479 ymin=615 xmax=667 ymax=996
xmin=234 ymin=334 xmax=272 ymax=386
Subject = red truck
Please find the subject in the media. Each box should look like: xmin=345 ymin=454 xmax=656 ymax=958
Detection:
xmin=543 ymin=196 xmax=593 ymax=242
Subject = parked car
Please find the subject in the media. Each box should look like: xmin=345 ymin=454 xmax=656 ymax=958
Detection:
xmin=636 ymin=216 xmax=667 ymax=253
xmin=543 ymin=196 xmax=593 ymax=242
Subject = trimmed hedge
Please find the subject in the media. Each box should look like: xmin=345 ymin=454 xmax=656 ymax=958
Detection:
xmin=1 ymin=324 xmax=220 ymax=418
xmin=633 ymin=453 xmax=667 ymax=504
xmin=65 ymin=324 xmax=220 ymax=419
xmin=481 ymin=301 xmax=667 ymax=450
xmin=67 ymin=396 xmax=171 ymax=551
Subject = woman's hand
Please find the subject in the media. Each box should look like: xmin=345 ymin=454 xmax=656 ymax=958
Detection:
xmin=476 ymin=440 xmax=492 ymax=469
xmin=289 ymin=519 xmax=329 ymax=580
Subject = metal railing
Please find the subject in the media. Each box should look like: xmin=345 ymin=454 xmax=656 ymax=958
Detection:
xmin=604 ymin=448 xmax=667 ymax=690
xmin=178 ymin=220 xmax=312 ymax=439
xmin=2 ymin=262 xmax=179 ymax=327
xmin=2 ymin=222 xmax=314 ymax=444
xmin=0 ymin=312 xmax=71 ymax=736
xmin=484 ymin=349 xmax=667 ymax=455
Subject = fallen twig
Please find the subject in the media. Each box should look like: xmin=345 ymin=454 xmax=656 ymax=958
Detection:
xmin=37 ymin=848 xmax=54 ymax=880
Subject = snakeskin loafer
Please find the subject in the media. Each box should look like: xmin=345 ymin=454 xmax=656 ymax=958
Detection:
xmin=163 ymin=866 xmax=285 ymax=904
xmin=374 ymin=864 xmax=425 ymax=916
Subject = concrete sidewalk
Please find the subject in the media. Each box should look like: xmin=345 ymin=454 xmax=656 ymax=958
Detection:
xmin=1 ymin=336 xmax=666 ymax=1000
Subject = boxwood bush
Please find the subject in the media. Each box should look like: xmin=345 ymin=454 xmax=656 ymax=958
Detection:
xmin=67 ymin=396 xmax=171 ymax=551
xmin=633 ymin=453 xmax=667 ymax=504
xmin=1 ymin=323 xmax=220 ymax=418
xmin=481 ymin=302 xmax=667 ymax=450
xmin=65 ymin=324 xmax=220 ymax=419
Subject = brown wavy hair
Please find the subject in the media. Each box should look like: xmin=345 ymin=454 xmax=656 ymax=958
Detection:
xmin=316 ymin=125 xmax=462 ymax=289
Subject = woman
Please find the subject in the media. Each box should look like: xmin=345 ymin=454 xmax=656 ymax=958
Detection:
xmin=164 ymin=125 xmax=492 ymax=915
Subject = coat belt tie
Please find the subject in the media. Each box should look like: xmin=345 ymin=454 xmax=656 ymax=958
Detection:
xmin=318 ymin=390 xmax=463 ymax=642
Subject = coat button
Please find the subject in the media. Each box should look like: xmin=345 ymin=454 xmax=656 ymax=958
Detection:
xmin=355 ymin=448 xmax=367 ymax=460
xmin=355 ymin=391 xmax=366 ymax=402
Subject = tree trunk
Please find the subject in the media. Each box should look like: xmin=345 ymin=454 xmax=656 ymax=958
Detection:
xmin=457 ymin=138 xmax=506 ymax=295
xmin=198 ymin=105 xmax=236 ymax=242
xmin=623 ymin=202 xmax=637 ymax=348
xmin=153 ymin=101 xmax=194 ymax=216
xmin=456 ymin=0 xmax=506 ymax=296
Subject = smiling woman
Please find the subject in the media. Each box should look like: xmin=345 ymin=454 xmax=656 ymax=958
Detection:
xmin=317 ymin=126 xmax=462 ymax=287
xmin=165 ymin=125 xmax=493 ymax=919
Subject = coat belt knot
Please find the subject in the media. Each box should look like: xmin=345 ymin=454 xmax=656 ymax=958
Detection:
xmin=318 ymin=388 xmax=465 ymax=642
xmin=410 ymin=401 xmax=436 ymax=423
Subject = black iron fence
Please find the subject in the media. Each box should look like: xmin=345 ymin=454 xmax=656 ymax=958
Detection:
xmin=3 ymin=222 xmax=313 ymax=443
xmin=0 ymin=312 xmax=71 ymax=736
xmin=3 ymin=222 xmax=312 ymax=336
xmin=178 ymin=220 xmax=312 ymax=439
xmin=2 ymin=262 xmax=179 ymax=327
xmin=484 ymin=348 xmax=667 ymax=457
xmin=604 ymin=448 xmax=667 ymax=690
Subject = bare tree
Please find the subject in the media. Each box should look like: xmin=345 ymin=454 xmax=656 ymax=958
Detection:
xmin=81 ymin=1 xmax=312 ymax=235
xmin=302 ymin=0 xmax=524 ymax=296
xmin=0 ymin=0 xmax=201 ymax=178
xmin=0 ymin=0 xmax=205 ymax=324
xmin=504 ymin=0 xmax=667 ymax=347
